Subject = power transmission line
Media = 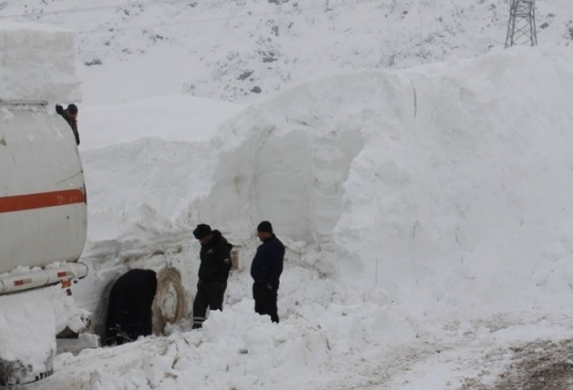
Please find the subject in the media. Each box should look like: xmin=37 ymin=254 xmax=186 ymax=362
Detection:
xmin=76 ymin=9 xmax=302 ymax=34
xmin=0 ymin=0 xmax=192 ymax=18
xmin=0 ymin=0 xmax=365 ymax=21
xmin=0 ymin=0 xmax=342 ymax=35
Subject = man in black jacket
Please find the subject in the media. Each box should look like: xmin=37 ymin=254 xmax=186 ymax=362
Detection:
xmin=250 ymin=221 xmax=285 ymax=323
xmin=192 ymin=223 xmax=233 ymax=329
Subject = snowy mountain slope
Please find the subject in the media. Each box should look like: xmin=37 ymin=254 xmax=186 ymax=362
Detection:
xmin=0 ymin=0 xmax=571 ymax=106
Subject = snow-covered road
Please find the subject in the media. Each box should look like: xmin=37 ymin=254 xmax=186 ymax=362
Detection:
xmin=20 ymin=311 xmax=573 ymax=390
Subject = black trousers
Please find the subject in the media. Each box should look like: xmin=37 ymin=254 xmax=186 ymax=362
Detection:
xmin=192 ymin=281 xmax=226 ymax=328
xmin=252 ymin=282 xmax=279 ymax=323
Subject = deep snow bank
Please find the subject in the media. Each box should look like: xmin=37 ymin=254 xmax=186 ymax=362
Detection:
xmin=336 ymin=46 xmax=573 ymax=317
xmin=202 ymin=45 xmax=573 ymax=319
xmin=79 ymin=96 xmax=244 ymax=242
xmin=0 ymin=21 xmax=81 ymax=103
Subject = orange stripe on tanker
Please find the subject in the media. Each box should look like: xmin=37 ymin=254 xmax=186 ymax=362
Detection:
xmin=0 ymin=189 xmax=86 ymax=213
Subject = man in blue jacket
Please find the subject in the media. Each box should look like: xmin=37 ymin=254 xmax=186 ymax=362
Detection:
xmin=250 ymin=221 xmax=285 ymax=323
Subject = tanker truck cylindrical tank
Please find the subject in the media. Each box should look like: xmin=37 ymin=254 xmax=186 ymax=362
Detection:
xmin=0 ymin=105 xmax=88 ymax=386
xmin=0 ymin=106 xmax=87 ymax=280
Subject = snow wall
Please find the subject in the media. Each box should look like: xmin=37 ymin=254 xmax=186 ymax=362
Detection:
xmin=0 ymin=21 xmax=81 ymax=103
xmin=202 ymin=45 xmax=573 ymax=318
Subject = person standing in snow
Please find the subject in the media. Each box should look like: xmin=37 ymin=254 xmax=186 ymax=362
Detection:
xmin=191 ymin=223 xmax=233 ymax=329
xmin=55 ymin=103 xmax=80 ymax=145
xmin=250 ymin=221 xmax=285 ymax=323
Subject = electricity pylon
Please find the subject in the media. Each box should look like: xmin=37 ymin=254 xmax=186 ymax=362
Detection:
xmin=505 ymin=0 xmax=538 ymax=48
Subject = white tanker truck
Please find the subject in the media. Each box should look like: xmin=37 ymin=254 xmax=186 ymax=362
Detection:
xmin=0 ymin=102 xmax=88 ymax=294
xmin=0 ymin=100 xmax=88 ymax=386
xmin=0 ymin=21 xmax=192 ymax=386
xmin=0 ymin=22 xmax=88 ymax=385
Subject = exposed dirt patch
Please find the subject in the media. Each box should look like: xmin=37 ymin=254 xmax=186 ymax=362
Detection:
xmin=460 ymin=339 xmax=573 ymax=390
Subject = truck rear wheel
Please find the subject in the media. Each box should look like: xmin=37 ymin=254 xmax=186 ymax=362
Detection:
xmin=152 ymin=267 xmax=188 ymax=334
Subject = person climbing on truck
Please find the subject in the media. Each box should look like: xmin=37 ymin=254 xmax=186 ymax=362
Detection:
xmin=56 ymin=103 xmax=80 ymax=145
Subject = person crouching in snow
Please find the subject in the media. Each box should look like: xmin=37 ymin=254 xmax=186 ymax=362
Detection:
xmin=104 ymin=269 xmax=157 ymax=346
xmin=191 ymin=224 xmax=233 ymax=329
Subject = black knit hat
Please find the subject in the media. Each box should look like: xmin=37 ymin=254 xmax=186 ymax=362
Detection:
xmin=67 ymin=104 xmax=78 ymax=115
xmin=257 ymin=221 xmax=273 ymax=233
xmin=193 ymin=223 xmax=212 ymax=239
